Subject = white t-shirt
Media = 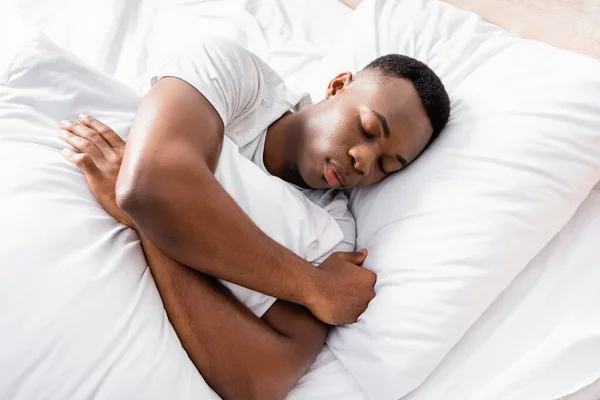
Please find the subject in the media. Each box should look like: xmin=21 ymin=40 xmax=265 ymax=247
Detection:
xmin=150 ymin=36 xmax=355 ymax=264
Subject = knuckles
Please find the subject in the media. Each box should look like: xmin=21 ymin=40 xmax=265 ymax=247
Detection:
xmin=75 ymin=153 xmax=93 ymax=166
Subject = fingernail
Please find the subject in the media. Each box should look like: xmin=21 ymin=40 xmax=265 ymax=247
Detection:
xmin=59 ymin=129 xmax=69 ymax=136
xmin=78 ymin=113 xmax=88 ymax=120
xmin=61 ymin=148 xmax=72 ymax=156
xmin=60 ymin=120 xmax=70 ymax=126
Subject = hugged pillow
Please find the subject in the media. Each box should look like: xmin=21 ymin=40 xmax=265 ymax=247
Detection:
xmin=302 ymin=1 xmax=600 ymax=399
xmin=215 ymin=137 xmax=343 ymax=316
xmin=0 ymin=27 xmax=341 ymax=399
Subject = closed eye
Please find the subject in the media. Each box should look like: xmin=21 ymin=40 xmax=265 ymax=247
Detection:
xmin=378 ymin=157 xmax=386 ymax=174
xmin=360 ymin=123 xmax=374 ymax=141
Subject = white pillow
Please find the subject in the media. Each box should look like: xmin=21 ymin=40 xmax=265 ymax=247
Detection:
xmin=306 ymin=1 xmax=600 ymax=399
xmin=216 ymin=137 xmax=343 ymax=316
xmin=0 ymin=27 xmax=341 ymax=398
xmin=405 ymin=187 xmax=600 ymax=399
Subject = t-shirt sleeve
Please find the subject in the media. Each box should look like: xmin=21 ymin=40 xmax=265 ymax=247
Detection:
xmin=150 ymin=37 xmax=263 ymax=128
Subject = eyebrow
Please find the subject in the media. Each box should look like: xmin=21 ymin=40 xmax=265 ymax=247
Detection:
xmin=370 ymin=108 xmax=390 ymax=138
xmin=370 ymin=108 xmax=408 ymax=170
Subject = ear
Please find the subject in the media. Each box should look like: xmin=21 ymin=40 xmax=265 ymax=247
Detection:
xmin=325 ymin=71 xmax=353 ymax=99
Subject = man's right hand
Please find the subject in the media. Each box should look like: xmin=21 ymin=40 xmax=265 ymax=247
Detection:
xmin=307 ymin=249 xmax=376 ymax=325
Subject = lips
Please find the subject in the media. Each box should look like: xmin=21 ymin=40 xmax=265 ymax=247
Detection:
xmin=323 ymin=161 xmax=346 ymax=188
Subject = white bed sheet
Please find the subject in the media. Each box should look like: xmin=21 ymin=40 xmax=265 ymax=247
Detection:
xmin=3 ymin=0 xmax=600 ymax=398
xmin=5 ymin=0 xmax=351 ymax=94
xmin=2 ymin=1 xmax=365 ymax=399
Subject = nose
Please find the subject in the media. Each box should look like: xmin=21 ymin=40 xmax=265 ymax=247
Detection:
xmin=348 ymin=143 xmax=378 ymax=176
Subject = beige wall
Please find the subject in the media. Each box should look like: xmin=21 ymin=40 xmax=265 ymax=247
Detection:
xmin=339 ymin=0 xmax=600 ymax=60
xmin=442 ymin=0 xmax=600 ymax=60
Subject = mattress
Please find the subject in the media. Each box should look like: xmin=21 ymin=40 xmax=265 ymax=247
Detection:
xmin=2 ymin=0 xmax=599 ymax=398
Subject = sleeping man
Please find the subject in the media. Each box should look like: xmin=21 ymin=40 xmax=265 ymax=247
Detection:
xmin=57 ymin=38 xmax=450 ymax=400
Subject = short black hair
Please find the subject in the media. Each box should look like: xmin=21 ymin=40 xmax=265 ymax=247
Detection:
xmin=363 ymin=54 xmax=450 ymax=144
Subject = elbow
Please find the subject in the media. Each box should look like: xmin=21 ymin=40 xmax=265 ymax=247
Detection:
xmin=214 ymin=360 xmax=297 ymax=400
xmin=115 ymin=177 xmax=154 ymax=224
xmin=244 ymin=378 xmax=288 ymax=400
xmin=115 ymin=180 xmax=139 ymax=215
xmin=244 ymin=355 xmax=303 ymax=400
xmin=212 ymin=370 xmax=287 ymax=400
xmin=115 ymin=172 xmax=183 ymax=252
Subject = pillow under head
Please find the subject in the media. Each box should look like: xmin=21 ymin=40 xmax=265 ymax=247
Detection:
xmin=305 ymin=1 xmax=600 ymax=399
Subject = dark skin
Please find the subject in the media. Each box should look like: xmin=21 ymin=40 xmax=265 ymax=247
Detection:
xmin=267 ymin=71 xmax=432 ymax=189
xmin=58 ymin=68 xmax=432 ymax=399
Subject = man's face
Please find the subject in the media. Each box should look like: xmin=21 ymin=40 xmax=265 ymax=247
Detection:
xmin=298 ymin=70 xmax=433 ymax=189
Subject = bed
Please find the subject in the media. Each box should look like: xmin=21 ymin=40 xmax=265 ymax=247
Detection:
xmin=1 ymin=0 xmax=599 ymax=399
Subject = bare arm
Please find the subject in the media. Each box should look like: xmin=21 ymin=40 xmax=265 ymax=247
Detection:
xmin=58 ymin=116 xmax=363 ymax=399
xmin=116 ymin=78 xmax=314 ymax=305
xmin=139 ymin=233 xmax=328 ymax=400
xmin=112 ymin=78 xmax=375 ymax=325
xmin=58 ymin=116 xmax=372 ymax=399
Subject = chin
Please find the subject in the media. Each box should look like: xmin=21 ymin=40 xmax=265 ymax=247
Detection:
xmin=302 ymin=173 xmax=325 ymax=190
xmin=302 ymin=178 xmax=321 ymax=190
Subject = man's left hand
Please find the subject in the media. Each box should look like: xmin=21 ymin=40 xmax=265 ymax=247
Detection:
xmin=59 ymin=114 xmax=136 ymax=230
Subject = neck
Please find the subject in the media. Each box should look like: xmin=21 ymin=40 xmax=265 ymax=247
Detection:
xmin=264 ymin=110 xmax=308 ymax=187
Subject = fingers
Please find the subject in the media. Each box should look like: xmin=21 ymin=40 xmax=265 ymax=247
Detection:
xmin=77 ymin=114 xmax=125 ymax=149
xmin=61 ymin=148 xmax=101 ymax=177
xmin=336 ymin=248 xmax=368 ymax=265
xmin=58 ymin=128 xmax=104 ymax=159
xmin=60 ymin=118 xmax=113 ymax=157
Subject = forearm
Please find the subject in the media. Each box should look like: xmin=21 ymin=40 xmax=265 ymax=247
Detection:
xmin=127 ymin=169 xmax=316 ymax=307
xmin=117 ymin=78 xmax=318 ymax=307
xmin=138 ymin=234 xmax=326 ymax=400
